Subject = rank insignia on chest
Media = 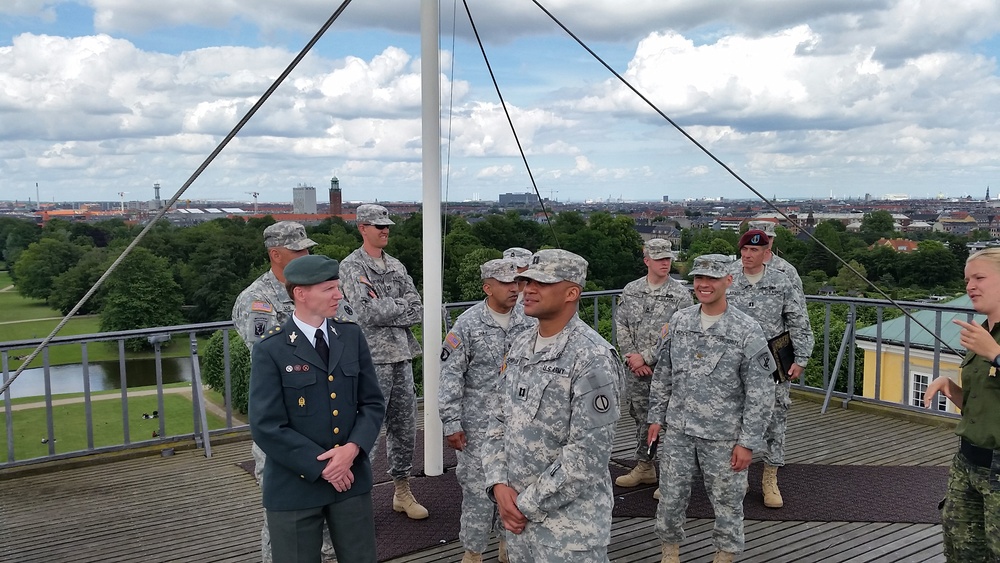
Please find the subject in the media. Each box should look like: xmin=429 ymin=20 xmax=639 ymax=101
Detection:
xmin=517 ymin=386 xmax=528 ymax=400
xmin=298 ymin=397 xmax=305 ymax=408
xmin=695 ymin=353 xmax=704 ymax=359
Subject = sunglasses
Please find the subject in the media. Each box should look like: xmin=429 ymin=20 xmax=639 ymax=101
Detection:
xmin=362 ymin=224 xmax=390 ymax=230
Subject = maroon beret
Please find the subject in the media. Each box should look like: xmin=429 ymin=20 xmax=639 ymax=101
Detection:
xmin=738 ymin=229 xmax=770 ymax=250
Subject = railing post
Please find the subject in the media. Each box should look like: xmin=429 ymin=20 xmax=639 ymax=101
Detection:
xmin=222 ymin=329 xmax=233 ymax=428
xmin=821 ymin=310 xmax=855 ymax=413
xmin=3 ymin=351 xmax=13 ymax=462
xmin=119 ymin=340 xmax=130 ymax=446
xmin=844 ymin=303 xmax=857 ymax=407
xmin=82 ymin=343 xmax=94 ymax=451
xmin=189 ymin=332 xmax=212 ymax=458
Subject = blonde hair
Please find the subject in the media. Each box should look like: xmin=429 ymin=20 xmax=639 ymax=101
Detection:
xmin=966 ymin=247 xmax=1000 ymax=269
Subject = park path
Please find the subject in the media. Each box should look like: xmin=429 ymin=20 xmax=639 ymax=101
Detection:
xmin=0 ymin=284 xmax=14 ymax=292
xmin=8 ymin=385 xmax=239 ymax=422
xmin=0 ymin=314 xmax=97 ymax=326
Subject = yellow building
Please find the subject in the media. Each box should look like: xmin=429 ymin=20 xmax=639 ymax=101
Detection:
xmin=854 ymin=295 xmax=972 ymax=414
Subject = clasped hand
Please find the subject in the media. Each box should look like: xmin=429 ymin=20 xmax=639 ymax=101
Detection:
xmin=317 ymin=443 xmax=359 ymax=492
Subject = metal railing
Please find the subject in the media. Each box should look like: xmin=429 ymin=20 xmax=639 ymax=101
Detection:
xmin=1 ymin=292 xmax=969 ymax=469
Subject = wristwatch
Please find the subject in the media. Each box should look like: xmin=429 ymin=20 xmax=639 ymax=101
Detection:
xmin=991 ymin=354 xmax=1000 ymax=368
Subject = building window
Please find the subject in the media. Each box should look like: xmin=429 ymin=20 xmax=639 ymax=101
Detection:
xmin=912 ymin=372 xmax=947 ymax=412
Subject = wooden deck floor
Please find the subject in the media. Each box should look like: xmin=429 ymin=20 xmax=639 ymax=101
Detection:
xmin=0 ymin=397 xmax=957 ymax=563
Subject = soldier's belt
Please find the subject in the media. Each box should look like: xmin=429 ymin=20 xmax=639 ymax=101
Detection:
xmin=960 ymin=437 xmax=995 ymax=468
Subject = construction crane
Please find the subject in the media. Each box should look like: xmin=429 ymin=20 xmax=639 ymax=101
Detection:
xmin=117 ymin=191 xmax=128 ymax=214
xmin=246 ymin=192 xmax=260 ymax=214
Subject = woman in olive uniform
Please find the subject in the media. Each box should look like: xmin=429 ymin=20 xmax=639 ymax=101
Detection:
xmin=925 ymin=247 xmax=1000 ymax=561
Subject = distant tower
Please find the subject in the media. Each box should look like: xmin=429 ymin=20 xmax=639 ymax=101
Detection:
xmin=292 ymin=185 xmax=317 ymax=214
xmin=329 ymin=177 xmax=342 ymax=217
xmin=987 ymin=186 xmax=991 ymax=202
xmin=153 ymin=183 xmax=162 ymax=210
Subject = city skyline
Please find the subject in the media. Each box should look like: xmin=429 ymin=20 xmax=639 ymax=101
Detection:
xmin=3 ymin=2 xmax=1000 ymax=204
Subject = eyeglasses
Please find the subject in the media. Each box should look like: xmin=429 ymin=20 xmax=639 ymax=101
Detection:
xmin=362 ymin=224 xmax=390 ymax=230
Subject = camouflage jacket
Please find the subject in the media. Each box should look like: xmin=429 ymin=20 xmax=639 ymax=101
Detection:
xmin=614 ymin=276 xmax=693 ymax=366
xmin=232 ymin=269 xmax=293 ymax=351
xmin=727 ymin=263 xmax=815 ymax=366
xmin=647 ymin=304 xmax=774 ymax=451
xmin=339 ymin=248 xmax=422 ymax=364
xmin=438 ymin=301 xmax=536 ymax=436
xmin=483 ymin=316 xmax=624 ymax=550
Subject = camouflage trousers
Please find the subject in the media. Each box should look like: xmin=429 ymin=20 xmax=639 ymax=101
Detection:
xmin=941 ymin=452 xmax=1000 ymax=561
xmin=762 ymin=381 xmax=791 ymax=466
xmin=625 ymin=372 xmax=654 ymax=462
xmin=455 ymin=436 xmax=499 ymax=553
xmin=369 ymin=361 xmax=416 ymax=480
xmin=654 ymin=428 xmax=749 ymax=554
xmin=505 ymin=528 xmax=609 ymax=563
xmin=251 ymin=443 xmax=336 ymax=563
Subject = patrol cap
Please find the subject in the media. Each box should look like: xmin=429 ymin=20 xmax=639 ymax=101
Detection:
xmin=502 ymin=247 xmax=532 ymax=268
xmin=689 ymin=254 xmax=733 ymax=279
xmin=516 ymin=249 xmax=588 ymax=287
xmin=263 ymin=221 xmax=317 ymax=251
xmin=645 ymin=238 xmax=676 ymax=260
xmin=356 ymin=204 xmax=395 ymax=226
xmin=284 ymin=255 xmax=340 ymax=285
xmin=748 ymin=220 xmax=777 ymax=237
xmin=480 ymin=258 xmax=518 ymax=283
xmin=738 ymin=229 xmax=770 ymax=250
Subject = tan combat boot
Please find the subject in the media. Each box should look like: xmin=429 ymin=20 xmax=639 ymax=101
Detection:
xmin=461 ymin=551 xmax=482 ymax=563
xmin=712 ymin=551 xmax=735 ymax=563
xmin=660 ymin=542 xmax=680 ymax=563
xmin=762 ymin=464 xmax=783 ymax=508
xmin=393 ymin=478 xmax=429 ymax=519
xmin=615 ymin=460 xmax=657 ymax=487
xmin=498 ymin=537 xmax=509 ymax=563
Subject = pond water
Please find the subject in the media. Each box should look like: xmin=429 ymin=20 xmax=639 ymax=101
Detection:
xmin=2 ymin=357 xmax=195 ymax=400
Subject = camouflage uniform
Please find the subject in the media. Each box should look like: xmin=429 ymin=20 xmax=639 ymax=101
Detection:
xmin=747 ymin=220 xmax=803 ymax=291
xmin=231 ymin=221 xmax=338 ymax=562
xmin=339 ymin=234 xmax=422 ymax=481
xmin=941 ymin=321 xmax=1000 ymax=561
xmin=647 ymin=256 xmax=775 ymax=554
xmin=439 ymin=260 xmax=537 ymax=554
xmin=483 ymin=250 xmax=625 ymax=562
xmin=614 ymin=240 xmax=692 ymax=463
xmin=726 ymin=260 xmax=814 ymax=467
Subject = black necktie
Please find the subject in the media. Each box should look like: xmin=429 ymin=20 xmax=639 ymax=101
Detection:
xmin=314 ymin=328 xmax=329 ymax=365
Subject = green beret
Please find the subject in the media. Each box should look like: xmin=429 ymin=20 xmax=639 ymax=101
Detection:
xmin=284 ymin=255 xmax=340 ymax=285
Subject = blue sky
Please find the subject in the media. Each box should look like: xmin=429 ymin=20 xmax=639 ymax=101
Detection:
xmin=3 ymin=1 xmax=1000 ymax=205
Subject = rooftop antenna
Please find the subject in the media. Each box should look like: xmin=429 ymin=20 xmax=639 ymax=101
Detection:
xmin=117 ymin=191 xmax=128 ymax=213
xmin=246 ymin=191 xmax=260 ymax=214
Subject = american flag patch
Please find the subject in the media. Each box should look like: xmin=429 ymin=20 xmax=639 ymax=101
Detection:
xmin=660 ymin=323 xmax=670 ymax=338
xmin=251 ymin=301 xmax=273 ymax=313
xmin=445 ymin=332 xmax=461 ymax=349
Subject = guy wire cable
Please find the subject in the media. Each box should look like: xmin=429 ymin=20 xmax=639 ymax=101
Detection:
xmin=0 ymin=0 xmax=355 ymax=396
xmin=530 ymin=0 xmax=963 ymax=358
xmin=461 ymin=0 xmax=562 ymax=249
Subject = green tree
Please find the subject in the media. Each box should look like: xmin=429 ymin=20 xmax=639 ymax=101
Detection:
xmin=456 ymin=248 xmax=502 ymax=301
xmin=1 ymin=218 xmax=42 ymax=274
xmin=859 ymin=210 xmax=896 ymax=242
xmin=49 ymin=247 xmax=113 ymax=315
xmin=832 ymin=260 xmax=869 ymax=294
xmin=13 ymin=238 xmax=85 ymax=301
xmin=202 ymin=330 xmax=251 ymax=414
xmin=100 ymin=248 xmax=185 ymax=351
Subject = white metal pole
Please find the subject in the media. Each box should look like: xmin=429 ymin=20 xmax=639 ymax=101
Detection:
xmin=420 ymin=0 xmax=444 ymax=477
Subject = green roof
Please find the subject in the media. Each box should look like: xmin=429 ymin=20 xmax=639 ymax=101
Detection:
xmin=855 ymin=295 xmax=975 ymax=353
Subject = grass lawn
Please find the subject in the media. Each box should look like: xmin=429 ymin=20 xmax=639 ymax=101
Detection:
xmin=0 ymin=290 xmax=59 ymax=323
xmin=0 ymin=270 xmax=11 ymax=288
xmin=1 ymin=392 xmax=228 ymax=461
